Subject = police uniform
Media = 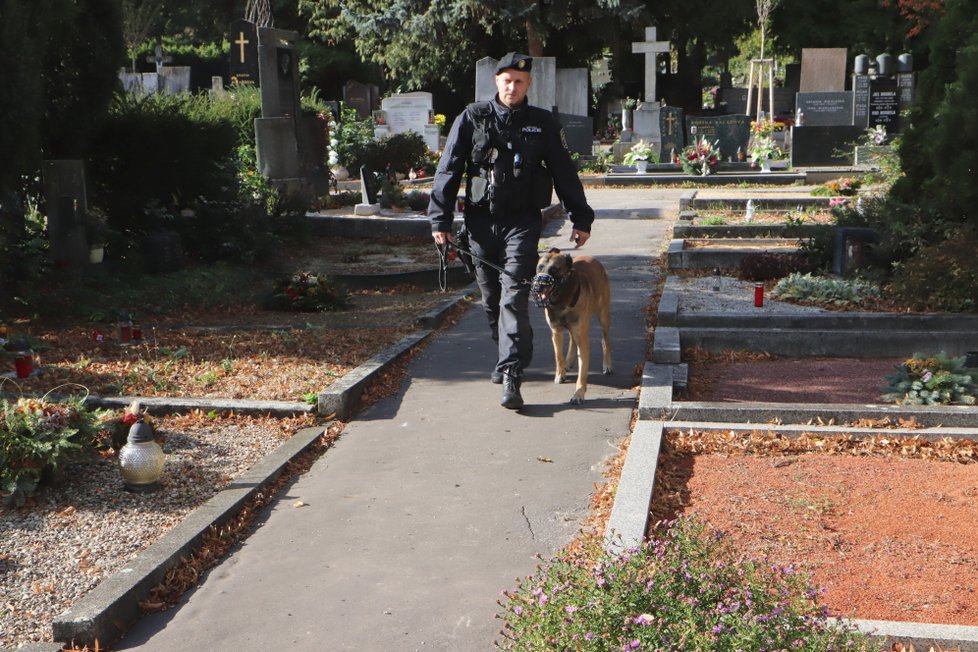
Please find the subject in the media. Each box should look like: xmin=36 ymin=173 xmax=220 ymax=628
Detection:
xmin=427 ymin=52 xmax=595 ymax=406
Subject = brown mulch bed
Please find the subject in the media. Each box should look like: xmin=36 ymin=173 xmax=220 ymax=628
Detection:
xmin=649 ymin=430 xmax=978 ymax=625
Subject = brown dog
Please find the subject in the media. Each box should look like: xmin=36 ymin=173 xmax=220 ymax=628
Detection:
xmin=532 ymin=248 xmax=612 ymax=404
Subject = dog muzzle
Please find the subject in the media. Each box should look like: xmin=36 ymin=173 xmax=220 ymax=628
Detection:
xmin=530 ymin=273 xmax=559 ymax=308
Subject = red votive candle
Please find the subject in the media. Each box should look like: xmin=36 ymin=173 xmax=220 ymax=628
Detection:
xmin=754 ymin=283 xmax=764 ymax=307
xmin=14 ymin=353 xmax=33 ymax=378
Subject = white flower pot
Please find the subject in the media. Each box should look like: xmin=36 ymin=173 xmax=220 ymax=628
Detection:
xmin=89 ymin=245 xmax=105 ymax=264
xmin=331 ymin=165 xmax=349 ymax=181
xmin=635 ymin=160 xmax=649 ymax=174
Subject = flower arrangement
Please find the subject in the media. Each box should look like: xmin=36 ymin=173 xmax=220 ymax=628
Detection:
xmin=1 ymin=396 xmax=103 ymax=506
xmin=811 ymin=176 xmax=862 ymax=197
xmin=882 ymin=352 xmax=978 ymax=405
xmin=622 ymin=140 xmax=655 ymax=165
xmin=680 ymin=136 xmax=720 ymax=175
xmin=622 ymin=97 xmax=638 ymax=111
xmin=749 ymin=135 xmax=785 ymax=163
xmin=268 ymin=272 xmax=351 ymax=312
xmin=866 ymin=124 xmax=888 ymax=145
xmin=750 ymin=117 xmax=784 ymax=139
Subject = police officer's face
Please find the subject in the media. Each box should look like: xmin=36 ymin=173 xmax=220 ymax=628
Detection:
xmin=495 ymin=70 xmax=531 ymax=108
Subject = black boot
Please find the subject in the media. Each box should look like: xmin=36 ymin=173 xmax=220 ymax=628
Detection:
xmin=501 ymin=367 xmax=523 ymax=409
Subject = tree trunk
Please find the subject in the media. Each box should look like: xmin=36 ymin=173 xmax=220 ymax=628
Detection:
xmin=525 ymin=18 xmax=544 ymax=57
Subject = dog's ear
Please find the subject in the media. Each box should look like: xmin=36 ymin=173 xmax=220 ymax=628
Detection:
xmin=548 ymin=247 xmax=561 ymax=255
xmin=563 ymin=254 xmax=574 ymax=269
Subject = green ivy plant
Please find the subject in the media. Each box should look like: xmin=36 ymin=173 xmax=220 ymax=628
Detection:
xmin=881 ymin=352 xmax=978 ymax=405
xmin=771 ymin=272 xmax=880 ymax=306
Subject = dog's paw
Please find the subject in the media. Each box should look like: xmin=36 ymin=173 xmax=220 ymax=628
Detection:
xmin=569 ymin=391 xmax=585 ymax=405
xmin=554 ymin=373 xmax=566 ymax=385
xmin=603 ymin=366 xmax=613 ymax=375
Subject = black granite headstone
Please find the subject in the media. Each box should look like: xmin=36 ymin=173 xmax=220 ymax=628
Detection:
xmin=852 ymin=74 xmax=871 ymax=127
xmin=228 ymin=19 xmax=259 ymax=86
xmin=557 ymin=113 xmax=594 ymax=156
xmin=685 ymin=114 xmax=752 ymax=160
xmin=868 ymin=79 xmax=900 ymax=130
xmin=795 ymin=92 xmax=854 ymax=127
xmin=658 ymin=106 xmax=685 ymax=162
xmin=359 ymin=165 xmax=379 ymax=204
xmin=344 ymin=80 xmax=372 ymax=120
xmin=791 ymin=125 xmax=864 ymax=166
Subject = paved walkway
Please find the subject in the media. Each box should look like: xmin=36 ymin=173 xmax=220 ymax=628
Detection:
xmin=114 ymin=189 xmax=679 ymax=651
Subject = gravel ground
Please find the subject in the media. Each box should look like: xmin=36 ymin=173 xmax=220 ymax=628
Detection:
xmin=0 ymin=415 xmax=304 ymax=648
xmin=676 ymin=275 xmax=829 ymax=315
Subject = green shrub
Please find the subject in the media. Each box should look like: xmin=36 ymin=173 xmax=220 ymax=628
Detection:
xmin=771 ymin=272 xmax=880 ymax=306
xmin=886 ymin=225 xmax=978 ymax=312
xmin=882 ymin=352 xmax=978 ymax=405
xmin=361 ymin=132 xmax=430 ymax=176
xmin=701 ymin=215 xmax=726 ymax=226
xmin=496 ymin=516 xmax=876 ymax=651
xmin=0 ymin=397 xmax=104 ymax=506
xmin=334 ymin=105 xmax=377 ymax=173
xmin=738 ymin=252 xmax=811 ymax=282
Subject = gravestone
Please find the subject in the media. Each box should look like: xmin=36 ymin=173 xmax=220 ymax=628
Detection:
xmin=474 ymin=57 xmax=498 ymax=102
xmin=852 ymin=73 xmax=871 ymax=127
xmin=632 ymin=27 xmax=671 ymax=103
xmin=868 ymin=79 xmax=900 ymax=130
xmin=685 ymin=114 xmax=752 ymax=160
xmin=799 ymin=48 xmax=847 ymax=92
xmin=354 ymin=165 xmax=381 ymax=215
xmin=658 ymin=106 xmax=684 ymax=161
xmin=42 ymin=160 xmax=89 ymax=269
xmin=795 ymin=92 xmax=854 ymax=126
xmin=555 ymin=68 xmax=589 ymax=117
xmin=790 ymin=126 xmax=864 ymax=166
xmin=254 ymin=27 xmax=320 ymax=197
xmin=159 ymin=67 xmax=191 ymax=94
xmin=719 ymin=87 xmax=795 ymax=118
xmin=557 ymin=113 xmax=594 ymax=156
xmin=228 ymin=19 xmax=259 ymax=86
xmin=343 ymin=80 xmax=373 ymax=120
xmin=380 ymin=92 xmax=440 ymax=151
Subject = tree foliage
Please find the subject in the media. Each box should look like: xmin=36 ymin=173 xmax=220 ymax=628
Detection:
xmin=297 ymin=0 xmax=643 ymax=93
xmin=892 ymin=0 xmax=977 ymax=225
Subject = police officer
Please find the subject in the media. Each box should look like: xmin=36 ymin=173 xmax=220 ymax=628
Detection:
xmin=428 ymin=51 xmax=595 ymax=409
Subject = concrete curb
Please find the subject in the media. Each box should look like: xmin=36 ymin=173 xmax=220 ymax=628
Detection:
xmin=51 ymin=424 xmax=327 ymax=647
xmin=654 ymin=275 xmax=978 ymax=358
xmin=608 ymin=361 xmax=978 ymax=650
xmin=317 ymin=329 xmax=433 ymax=420
xmin=317 ymin=281 xmax=474 ymax=420
xmin=84 ymin=395 xmax=313 ymax=417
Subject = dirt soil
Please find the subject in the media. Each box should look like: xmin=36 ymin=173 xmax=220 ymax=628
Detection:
xmin=653 ymin=356 xmax=978 ymax=626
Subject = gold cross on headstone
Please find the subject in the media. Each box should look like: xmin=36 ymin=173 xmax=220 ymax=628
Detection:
xmin=665 ymin=111 xmax=677 ymax=133
xmin=235 ymin=32 xmax=250 ymax=63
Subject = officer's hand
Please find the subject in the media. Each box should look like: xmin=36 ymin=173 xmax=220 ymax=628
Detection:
xmin=571 ymin=230 xmax=589 ymax=248
xmin=433 ymin=231 xmax=453 ymax=246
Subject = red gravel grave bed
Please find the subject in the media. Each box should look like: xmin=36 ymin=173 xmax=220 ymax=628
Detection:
xmin=685 ymin=357 xmax=906 ymax=404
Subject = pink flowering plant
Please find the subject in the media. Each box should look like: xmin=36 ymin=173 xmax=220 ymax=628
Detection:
xmin=680 ymin=136 xmax=720 ymax=175
xmin=495 ymin=515 xmax=877 ymax=650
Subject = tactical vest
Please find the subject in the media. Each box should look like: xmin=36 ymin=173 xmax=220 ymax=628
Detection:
xmin=464 ymin=101 xmax=554 ymax=214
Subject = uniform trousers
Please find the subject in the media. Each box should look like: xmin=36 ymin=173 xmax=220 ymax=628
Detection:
xmin=465 ymin=213 xmax=542 ymax=374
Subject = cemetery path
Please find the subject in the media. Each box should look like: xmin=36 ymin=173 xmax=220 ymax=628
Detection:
xmin=110 ymin=189 xmax=679 ymax=651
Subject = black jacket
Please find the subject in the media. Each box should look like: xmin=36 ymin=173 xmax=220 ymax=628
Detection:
xmin=428 ymin=95 xmax=594 ymax=235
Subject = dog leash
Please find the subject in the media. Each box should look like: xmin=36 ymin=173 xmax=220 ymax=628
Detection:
xmin=435 ymin=241 xmax=533 ymax=291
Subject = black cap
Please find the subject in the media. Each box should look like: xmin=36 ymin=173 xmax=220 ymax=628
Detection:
xmin=495 ymin=52 xmax=532 ymax=75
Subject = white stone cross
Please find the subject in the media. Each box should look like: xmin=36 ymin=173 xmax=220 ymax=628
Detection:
xmin=632 ymin=27 xmax=671 ymax=104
